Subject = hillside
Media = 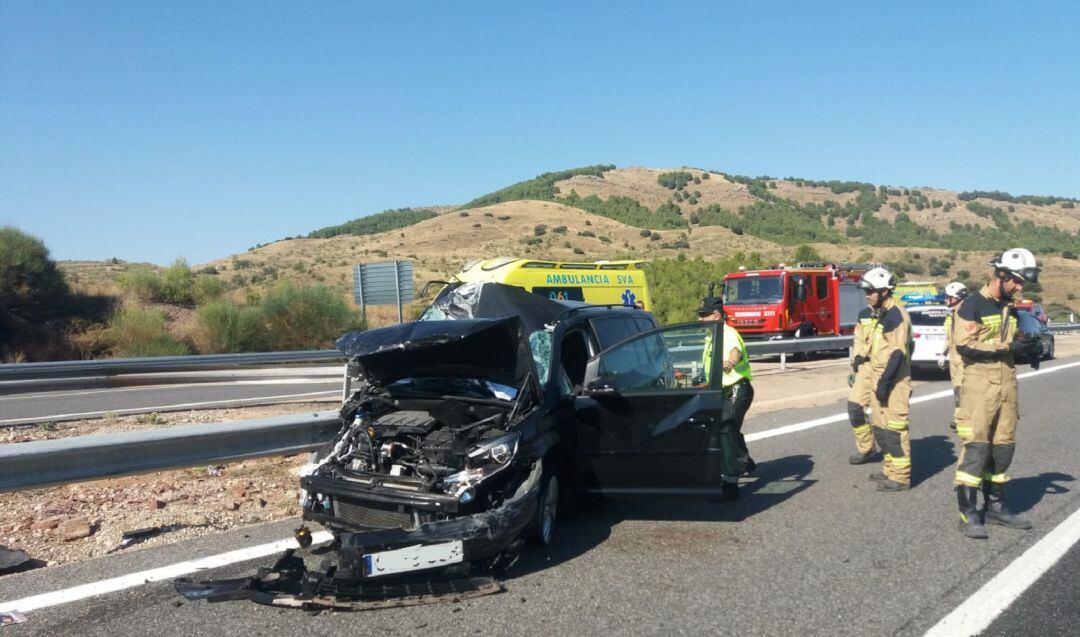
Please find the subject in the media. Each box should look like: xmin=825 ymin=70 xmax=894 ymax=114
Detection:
xmin=199 ymin=166 xmax=1080 ymax=308
xmin=53 ymin=165 xmax=1080 ymax=358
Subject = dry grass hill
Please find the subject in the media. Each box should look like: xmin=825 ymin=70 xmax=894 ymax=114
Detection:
xmin=58 ymin=165 xmax=1080 ymax=343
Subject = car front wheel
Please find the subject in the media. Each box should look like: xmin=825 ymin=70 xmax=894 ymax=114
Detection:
xmin=530 ymin=473 xmax=559 ymax=546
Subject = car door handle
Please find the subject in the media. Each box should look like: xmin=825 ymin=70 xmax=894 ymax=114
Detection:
xmin=684 ymin=416 xmax=714 ymax=428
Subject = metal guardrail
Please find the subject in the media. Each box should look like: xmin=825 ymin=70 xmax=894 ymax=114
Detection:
xmin=3 ymin=325 xmax=1076 ymax=383
xmin=1048 ymin=323 xmax=1080 ymax=332
xmin=0 ymin=350 xmax=342 ymax=381
xmin=0 ymin=412 xmax=342 ymax=492
xmin=2 ymin=324 xmax=1078 ymax=492
xmin=746 ymin=336 xmax=853 ymax=356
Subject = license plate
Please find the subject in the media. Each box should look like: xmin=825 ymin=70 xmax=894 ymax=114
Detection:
xmin=363 ymin=541 xmax=464 ymax=577
xmin=923 ymin=333 xmax=944 ymax=340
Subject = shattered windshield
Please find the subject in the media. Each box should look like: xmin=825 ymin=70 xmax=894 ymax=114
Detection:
xmin=385 ymin=377 xmax=519 ymax=401
xmin=723 ymin=276 xmax=783 ymax=305
xmin=529 ymin=330 xmax=552 ymax=385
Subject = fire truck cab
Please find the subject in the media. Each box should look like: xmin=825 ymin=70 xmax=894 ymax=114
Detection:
xmin=721 ymin=262 xmax=870 ymax=340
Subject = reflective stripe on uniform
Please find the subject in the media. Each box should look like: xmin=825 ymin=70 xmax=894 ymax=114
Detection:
xmin=889 ymin=456 xmax=911 ymax=468
xmin=955 ymin=471 xmax=982 ymax=486
xmin=982 ymin=472 xmax=1009 ymax=484
xmin=887 ymin=420 xmax=908 ymax=431
xmin=852 ymin=424 xmax=871 ymax=434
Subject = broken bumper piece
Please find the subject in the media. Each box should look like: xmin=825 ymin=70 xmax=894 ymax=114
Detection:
xmin=174 ymin=549 xmax=505 ymax=611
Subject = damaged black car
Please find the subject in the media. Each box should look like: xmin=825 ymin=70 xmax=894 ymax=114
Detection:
xmin=298 ymin=282 xmax=729 ymax=580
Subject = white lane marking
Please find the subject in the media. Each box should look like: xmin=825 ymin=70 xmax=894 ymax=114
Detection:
xmin=2 ymin=359 xmax=1079 ymax=615
xmin=0 ymin=532 xmax=334 ymax=614
xmin=0 ymin=390 xmax=339 ymax=425
xmin=746 ymin=359 xmax=1080 ymax=442
xmin=924 ymin=505 xmax=1080 ymax=637
xmin=0 ymin=378 xmax=339 ymax=402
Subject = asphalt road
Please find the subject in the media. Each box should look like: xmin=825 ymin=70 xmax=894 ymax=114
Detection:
xmin=1 ymin=360 xmax=1078 ymax=635
xmin=0 ymin=374 xmax=341 ymax=426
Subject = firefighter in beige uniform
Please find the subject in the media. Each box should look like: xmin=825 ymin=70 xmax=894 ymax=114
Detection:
xmin=859 ymin=268 xmax=913 ymax=491
xmin=846 ymin=303 xmax=879 ymax=464
xmin=953 ymin=248 xmax=1042 ymax=539
xmin=940 ymin=281 xmax=969 ymax=431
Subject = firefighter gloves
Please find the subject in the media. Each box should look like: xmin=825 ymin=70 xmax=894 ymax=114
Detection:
xmin=874 ymin=381 xmax=891 ymax=404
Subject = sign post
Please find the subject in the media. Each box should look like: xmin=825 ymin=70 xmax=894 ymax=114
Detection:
xmin=353 ymin=260 xmax=414 ymax=325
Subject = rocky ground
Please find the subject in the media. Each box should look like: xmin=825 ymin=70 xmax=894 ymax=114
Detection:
xmin=0 ymin=403 xmax=328 ymax=570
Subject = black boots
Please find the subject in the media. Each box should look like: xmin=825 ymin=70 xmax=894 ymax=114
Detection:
xmin=709 ymin=481 xmax=740 ymax=502
xmin=957 ymin=486 xmax=989 ymax=539
xmin=848 ymin=450 xmax=877 ymax=465
xmin=983 ymin=483 xmax=1033 ymax=530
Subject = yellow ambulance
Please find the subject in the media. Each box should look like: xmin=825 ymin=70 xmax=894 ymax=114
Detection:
xmin=453 ymin=257 xmax=653 ymax=310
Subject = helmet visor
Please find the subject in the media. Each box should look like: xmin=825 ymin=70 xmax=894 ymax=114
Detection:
xmin=1016 ymin=267 xmax=1039 ymax=283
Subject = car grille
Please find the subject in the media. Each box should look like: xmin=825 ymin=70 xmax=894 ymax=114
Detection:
xmin=332 ymin=497 xmax=414 ymax=530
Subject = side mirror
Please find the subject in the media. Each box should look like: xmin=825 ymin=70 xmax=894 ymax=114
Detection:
xmin=794 ymin=276 xmax=808 ymax=302
xmin=584 ymin=377 xmax=618 ymax=396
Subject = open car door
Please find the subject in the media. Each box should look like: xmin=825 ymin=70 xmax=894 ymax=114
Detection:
xmin=573 ymin=322 xmax=726 ymax=495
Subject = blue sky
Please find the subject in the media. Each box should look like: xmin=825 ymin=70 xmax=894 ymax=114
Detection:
xmin=3 ymin=1 xmax=1078 ymax=265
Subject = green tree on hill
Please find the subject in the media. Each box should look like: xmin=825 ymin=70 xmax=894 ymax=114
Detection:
xmin=460 ymin=165 xmax=615 ymax=209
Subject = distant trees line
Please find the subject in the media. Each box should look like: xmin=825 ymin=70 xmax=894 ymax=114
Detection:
xmin=308 ymin=207 xmax=437 ymax=239
xmin=460 ymin=164 xmax=615 ymax=209
xmin=958 ymin=190 xmax=1079 ymax=207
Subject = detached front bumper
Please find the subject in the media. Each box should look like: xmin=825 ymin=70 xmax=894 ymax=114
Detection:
xmin=302 ymin=461 xmax=542 ymax=577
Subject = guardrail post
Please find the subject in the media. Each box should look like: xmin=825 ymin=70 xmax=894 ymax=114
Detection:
xmin=780 ymin=352 xmax=787 ymax=371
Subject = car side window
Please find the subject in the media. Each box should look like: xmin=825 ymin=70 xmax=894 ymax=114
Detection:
xmin=591 ymin=316 xmax=636 ymax=350
xmin=594 ymin=324 xmax=714 ymax=393
xmin=559 ymin=328 xmax=592 ymax=390
xmin=632 ymin=315 xmax=657 ymax=333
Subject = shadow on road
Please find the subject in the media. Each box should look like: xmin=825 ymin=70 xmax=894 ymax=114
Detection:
xmin=1006 ymin=472 xmax=1076 ymax=514
xmin=507 ymin=455 xmax=815 ymax=579
xmin=911 ymin=435 xmax=956 ymax=488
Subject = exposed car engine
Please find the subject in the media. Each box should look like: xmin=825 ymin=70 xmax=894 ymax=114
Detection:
xmin=302 ymin=379 xmax=530 ymax=535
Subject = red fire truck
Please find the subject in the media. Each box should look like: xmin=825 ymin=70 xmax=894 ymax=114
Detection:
xmin=721 ymin=262 xmax=872 ymax=340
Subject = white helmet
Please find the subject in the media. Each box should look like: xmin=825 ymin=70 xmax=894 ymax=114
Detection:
xmin=990 ymin=248 xmax=1039 ymax=283
xmin=859 ymin=267 xmax=896 ymax=291
xmin=944 ymin=281 xmax=968 ymax=299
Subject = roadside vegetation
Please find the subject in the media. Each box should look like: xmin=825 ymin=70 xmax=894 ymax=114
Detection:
xmin=644 ymin=253 xmax=767 ymax=325
xmin=1 ymin=227 xmax=114 ymax=361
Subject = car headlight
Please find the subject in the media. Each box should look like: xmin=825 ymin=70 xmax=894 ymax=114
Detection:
xmin=441 ymin=432 xmax=520 ymax=500
xmin=468 ymin=432 xmax=519 ymax=466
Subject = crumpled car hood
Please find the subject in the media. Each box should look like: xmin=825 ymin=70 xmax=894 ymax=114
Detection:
xmin=335 ymin=317 xmax=541 ymax=397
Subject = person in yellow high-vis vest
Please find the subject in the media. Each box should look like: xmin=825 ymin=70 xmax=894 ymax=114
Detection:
xmin=859 ymin=267 xmax=913 ymax=492
xmin=940 ymin=281 xmax=968 ymax=432
xmin=952 ymin=248 xmax=1043 ymax=539
xmin=697 ymin=294 xmax=754 ymax=501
